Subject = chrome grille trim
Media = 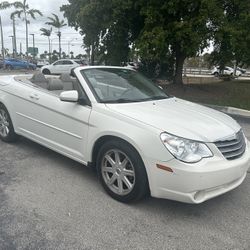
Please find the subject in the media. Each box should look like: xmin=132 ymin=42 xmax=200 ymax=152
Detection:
xmin=214 ymin=130 xmax=246 ymax=160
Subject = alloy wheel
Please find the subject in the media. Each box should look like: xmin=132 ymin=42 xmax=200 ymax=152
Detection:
xmin=101 ymin=149 xmax=135 ymax=196
xmin=0 ymin=109 xmax=10 ymax=138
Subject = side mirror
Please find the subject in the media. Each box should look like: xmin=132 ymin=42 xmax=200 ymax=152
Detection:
xmin=59 ymin=90 xmax=78 ymax=102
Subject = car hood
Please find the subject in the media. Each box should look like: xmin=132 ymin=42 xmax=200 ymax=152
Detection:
xmin=106 ymin=97 xmax=241 ymax=142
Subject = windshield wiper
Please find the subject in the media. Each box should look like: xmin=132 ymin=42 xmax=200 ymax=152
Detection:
xmin=102 ymin=98 xmax=141 ymax=103
xmin=144 ymin=96 xmax=170 ymax=101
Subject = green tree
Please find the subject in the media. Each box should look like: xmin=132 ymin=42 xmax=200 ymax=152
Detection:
xmin=40 ymin=27 xmax=52 ymax=63
xmin=62 ymin=0 xmax=250 ymax=84
xmin=211 ymin=0 xmax=250 ymax=70
xmin=62 ymin=51 xmax=66 ymax=59
xmin=11 ymin=0 xmax=42 ymax=58
xmin=61 ymin=0 xmax=111 ymax=65
xmin=137 ymin=0 xmax=222 ymax=84
xmin=46 ymin=14 xmax=67 ymax=59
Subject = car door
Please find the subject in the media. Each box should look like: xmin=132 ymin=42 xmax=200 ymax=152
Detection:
xmin=62 ymin=60 xmax=75 ymax=74
xmin=17 ymin=60 xmax=27 ymax=69
xmin=13 ymin=79 xmax=91 ymax=163
xmin=51 ymin=60 xmax=65 ymax=74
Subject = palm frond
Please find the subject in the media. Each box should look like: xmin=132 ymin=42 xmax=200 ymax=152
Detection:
xmin=27 ymin=9 xmax=42 ymax=19
xmin=12 ymin=1 xmax=24 ymax=9
xmin=0 ymin=1 xmax=12 ymax=10
xmin=10 ymin=10 xmax=23 ymax=19
xmin=46 ymin=13 xmax=67 ymax=29
xmin=40 ymin=27 xmax=52 ymax=37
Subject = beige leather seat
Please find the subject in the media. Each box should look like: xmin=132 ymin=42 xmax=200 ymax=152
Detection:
xmin=59 ymin=74 xmax=74 ymax=91
xmin=47 ymin=78 xmax=63 ymax=95
xmin=30 ymin=73 xmax=48 ymax=89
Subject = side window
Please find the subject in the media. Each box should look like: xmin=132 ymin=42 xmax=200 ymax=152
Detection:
xmin=54 ymin=61 xmax=64 ymax=66
xmin=63 ymin=60 xmax=73 ymax=65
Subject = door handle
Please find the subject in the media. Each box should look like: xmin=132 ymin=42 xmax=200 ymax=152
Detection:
xmin=29 ymin=93 xmax=40 ymax=100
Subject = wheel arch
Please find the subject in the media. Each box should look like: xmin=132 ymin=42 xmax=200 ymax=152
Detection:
xmin=0 ymin=100 xmax=17 ymax=133
xmin=91 ymin=135 xmax=145 ymax=170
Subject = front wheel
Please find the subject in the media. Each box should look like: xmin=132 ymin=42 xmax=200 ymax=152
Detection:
xmin=0 ymin=104 xmax=18 ymax=142
xmin=42 ymin=69 xmax=51 ymax=75
xmin=96 ymin=140 xmax=149 ymax=203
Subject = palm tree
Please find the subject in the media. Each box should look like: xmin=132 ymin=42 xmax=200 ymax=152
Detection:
xmin=11 ymin=0 xmax=42 ymax=58
xmin=40 ymin=27 xmax=52 ymax=63
xmin=46 ymin=14 xmax=66 ymax=59
xmin=0 ymin=2 xmax=13 ymax=60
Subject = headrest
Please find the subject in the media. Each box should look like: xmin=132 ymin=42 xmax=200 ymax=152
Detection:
xmin=59 ymin=73 xmax=72 ymax=82
xmin=30 ymin=73 xmax=48 ymax=83
xmin=47 ymin=78 xmax=63 ymax=91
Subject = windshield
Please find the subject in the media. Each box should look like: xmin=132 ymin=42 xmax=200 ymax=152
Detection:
xmin=80 ymin=68 xmax=169 ymax=103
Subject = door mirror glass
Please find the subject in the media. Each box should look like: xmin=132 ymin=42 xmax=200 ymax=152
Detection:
xmin=59 ymin=90 xmax=79 ymax=102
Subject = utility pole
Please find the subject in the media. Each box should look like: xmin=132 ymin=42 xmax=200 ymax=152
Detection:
xmin=12 ymin=16 xmax=17 ymax=58
xmin=20 ymin=42 xmax=23 ymax=58
xmin=30 ymin=33 xmax=35 ymax=60
xmin=0 ymin=15 xmax=4 ymax=61
xmin=9 ymin=35 xmax=14 ymax=58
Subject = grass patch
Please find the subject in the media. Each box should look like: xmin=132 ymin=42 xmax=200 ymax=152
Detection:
xmin=164 ymin=79 xmax=250 ymax=110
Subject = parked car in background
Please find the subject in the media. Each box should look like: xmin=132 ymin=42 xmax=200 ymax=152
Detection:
xmin=41 ymin=59 xmax=87 ymax=75
xmin=211 ymin=66 xmax=242 ymax=77
xmin=4 ymin=58 xmax=36 ymax=70
xmin=0 ymin=66 xmax=249 ymax=204
xmin=37 ymin=59 xmax=49 ymax=68
xmin=236 ymin=67 xmax=246 ymax=74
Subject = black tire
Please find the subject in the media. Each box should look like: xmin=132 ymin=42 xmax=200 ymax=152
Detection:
xmin=214 ymin=72 xmax=219 ymax=77
xmin=6 ymin=65 xmax=13 ymax=70
xmin=29 ymin=66 xmax=35 ymax=70
xmin=96 ymin=139 xmax=149 ymax=203
xmin=0 ymin=104 xmax=18 ymax=142
xmin=42 ymin=69 xmax=51 ymax=75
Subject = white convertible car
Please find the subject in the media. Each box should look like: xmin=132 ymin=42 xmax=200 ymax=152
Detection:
xmin=0 ymin=66 xmax=249 ymax=203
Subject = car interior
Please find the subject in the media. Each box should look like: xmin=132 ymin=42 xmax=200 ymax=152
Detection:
xmin=14 ymin=73 xmax=82 ymax=96
xmin=14 ymin=72 xmax=128 ymax=102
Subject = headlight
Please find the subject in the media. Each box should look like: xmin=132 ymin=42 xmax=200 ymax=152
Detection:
xmin=160 ymin=133 xmax=213 ymax=163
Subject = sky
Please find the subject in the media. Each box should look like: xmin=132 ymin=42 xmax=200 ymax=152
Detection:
xmin=0 ymin=0 xmax=85 ymax=56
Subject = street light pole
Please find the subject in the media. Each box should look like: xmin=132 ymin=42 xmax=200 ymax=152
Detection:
xmin=30 ymin=33 xmax=35 ymax=59
xmin=12 ymin=16 xmax=17 ymax=58
xmin=9 ymin=35 xmax=14 ymax=58
xmin=0 ymin=15 xmax=5 ymax=61
xmin=68 ymin=38 xmax=77 ymax=58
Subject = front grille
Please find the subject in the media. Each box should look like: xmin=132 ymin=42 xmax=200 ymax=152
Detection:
xmin=214 ymin=130 xmax=246 ymax=160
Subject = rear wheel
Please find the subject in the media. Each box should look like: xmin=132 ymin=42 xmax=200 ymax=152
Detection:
xmin=96 ymin=140 xmax=149 ymax=203
xmin=42 ymin=69 xmax=51 ymax=75
xmin=214 ymin=72 xmax=219 ymax=77
xmin=5 ymin=65 xmax=13 ymax=70
xmin=0 ymin=104 xmax=18 ymax=142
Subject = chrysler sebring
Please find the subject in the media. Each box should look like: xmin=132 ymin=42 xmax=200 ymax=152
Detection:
xmin=0 ymin=66 xmax=249 ymax=203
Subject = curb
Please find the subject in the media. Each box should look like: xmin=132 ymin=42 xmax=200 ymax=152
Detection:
xmin=203 ymin=104 xmax=250 ymax=118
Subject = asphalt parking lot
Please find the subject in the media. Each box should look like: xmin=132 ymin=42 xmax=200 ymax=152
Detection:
xmin=0 ymin=112 xmax=250 ymax=248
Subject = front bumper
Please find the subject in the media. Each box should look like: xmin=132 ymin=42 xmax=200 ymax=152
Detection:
xmin=146 ymin=139 xmax=250 ymax=204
